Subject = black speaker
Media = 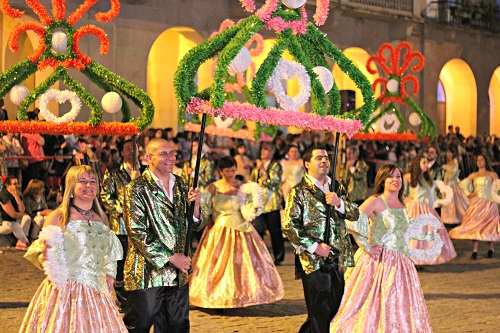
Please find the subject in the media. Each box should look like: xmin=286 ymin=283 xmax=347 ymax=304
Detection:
xmin=340 ymin=90 xmax=356 ymax=114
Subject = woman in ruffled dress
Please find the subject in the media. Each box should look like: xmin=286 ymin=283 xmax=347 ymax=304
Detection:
xmin=189 ymin=156 xmax=284 ymax=309
xmin=449 ymin=154 xmax=500 ymax=259
xmin=330 ymin=164 xmax=433 ymax=333
xmin=404 ymin=156 xmax=457 ymax=265
xmin=280 ymin=144 xmax=305 ymax=201
xmin=20 ymin=165 xmax=127 ymax=333
xmin=440 ymin=147 xmax=469 ymax=225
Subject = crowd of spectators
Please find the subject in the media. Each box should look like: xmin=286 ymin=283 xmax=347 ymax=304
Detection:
xmin=0 ymin=108 xmax=498 ymax=249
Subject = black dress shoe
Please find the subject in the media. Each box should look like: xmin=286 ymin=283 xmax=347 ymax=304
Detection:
xmin=274 ymin=260 xmax=283 ymax=266
xmin=487 ymin=250 xmax=494 ymax=258
xmin=471 ymin=252 xmax=478 ymax=260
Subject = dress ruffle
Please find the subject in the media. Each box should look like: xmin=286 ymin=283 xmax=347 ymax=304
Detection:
xmin=406 ymin=202 xmax=456 ymax=265
xmin=440 ymin=183 xmax=469 ymax=224
xmin=330 ymin=248 xmax=432 ymax=333
xmin=449 ymin=197 xmax=500 ymax=241
xmin=189 ymin=224 xmax=284 ymax=308
xmin=19 ymin=279 xmax=127 ymax=333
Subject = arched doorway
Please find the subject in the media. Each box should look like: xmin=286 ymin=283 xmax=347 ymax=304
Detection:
xmin=439 ymin=58 xmax=477 ymax=137
xmin=147 ymin=27 xmax=211 ymax=131
xmin=489 ymin=67 xmax=500 ymax=135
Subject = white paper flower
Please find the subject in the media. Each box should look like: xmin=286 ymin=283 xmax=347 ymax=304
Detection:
xmin=433 ymin=180 xmax=453 ymax=208
xmin=214 ymin=116 xmax=234 ymax=129
xmin=267 ymin=59 xmax=311 ymax=111
xmin=409 ymin=112 xmax=422 ymax=126
xmin=238 ymin=182 xmax=263 ymax=222
xmin=377 ymin=113 xmax=400 ymax=133
xmin=405 ymin=214 xmax=444 ymax=262
xmin=491 ymin=179 xmax=500 ymax=204
xmin=39 ymin=89 xmax=82 ymax=123
xmin=39 ymin=225 xmax=68 ymax=290
xmin=9 ymin=85 xmax=29 ymax=105
xmin=386 ymin=78 xmax=399 ymax=93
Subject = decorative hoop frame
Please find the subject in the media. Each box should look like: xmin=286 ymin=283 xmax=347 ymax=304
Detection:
xmin=405 ymin=214 xmax=444 ymax=262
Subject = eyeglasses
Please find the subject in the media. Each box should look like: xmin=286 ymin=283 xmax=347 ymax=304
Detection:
xmin=150 ymin=151 xmax=177 ymax=158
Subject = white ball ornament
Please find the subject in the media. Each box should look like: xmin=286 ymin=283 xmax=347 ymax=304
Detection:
xmin=9 ymin=85 xmax=29 ymax=105
xmin=282 ymin=0 xmax=307 ymax=9
xmin=228 ymin=47 xmax=251 ymax=74
xmin=409 ymin=112 xmax=422 ymax=126
xmin=312 ymin=66 xmax=334 ymax=93
xmin=52 ymin=31 xmax=68 ymax=53
xmin=101 ymin=92 xmax=122 ymax=114
xmin=386 ymin=79 xmax=399 ymax=93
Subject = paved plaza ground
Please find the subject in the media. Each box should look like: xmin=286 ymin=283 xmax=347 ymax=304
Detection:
xmin=1 ymin=235 xmax=499 ymax=333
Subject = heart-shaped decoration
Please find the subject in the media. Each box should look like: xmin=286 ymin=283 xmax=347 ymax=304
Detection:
xmin=214 ymin=116 xmax=234 ymax=129
xmin=378 ymin=113 xmax=400 ymax=133
xmin=39 ymin=88 xmax=82 ymax=123
xmin=267 ymin=59 xmax=311 ymax=111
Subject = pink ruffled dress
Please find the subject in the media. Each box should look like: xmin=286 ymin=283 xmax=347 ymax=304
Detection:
xmin=20 ymin=220 xmax=127 ymax=333
xmin=331 ymin=201 xmax=432 ymax=333
xmin=449 ymin=176 xmax=500 ymax=241
xmin=405 ymin=181 xmax=457 ymax=265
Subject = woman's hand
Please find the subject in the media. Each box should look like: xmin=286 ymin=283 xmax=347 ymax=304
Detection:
xmin=106 ymin=275 xmax=115 ymax=292
xmin=367 ymin=244 xmax=383 ymax=259
xmin=42 ymin=241 xmax=51 ymax=261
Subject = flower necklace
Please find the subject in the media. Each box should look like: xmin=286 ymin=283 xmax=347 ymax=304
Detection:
xmin=72 ymin=204 xmax=93 ymax=221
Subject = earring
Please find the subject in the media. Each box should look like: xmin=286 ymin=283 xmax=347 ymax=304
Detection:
xmin=70 ymin=193 xmax=73 ymax=198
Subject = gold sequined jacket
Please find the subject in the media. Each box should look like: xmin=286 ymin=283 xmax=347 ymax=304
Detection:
xmin=249 ymin=159 xmax=283 ymax=213
xmin=123 ymin=168 xmax=201 ymax=290
xmin=181 ymin=156 xmax=215 ymax=192
xmin=100 ymin=164 xmax=132 ymax=235
xmin=282 ymin=176 xmax=358 ymax=275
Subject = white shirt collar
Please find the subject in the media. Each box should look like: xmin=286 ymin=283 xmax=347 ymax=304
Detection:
xmin=306 ymin=174 xmax=331 ymax=194
xmin=149 ymin=169 xmax=176 ymax=202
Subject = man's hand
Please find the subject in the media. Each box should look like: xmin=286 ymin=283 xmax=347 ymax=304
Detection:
xmin=188 ymin=187 xmax=201 ymax=203
xmin=314 ymin=242 xmax=331 ymax=257
xmin=325 ymin=191 xmax=341 ymax=208
xmin=169 ymin=253 xmax=192 ymax=273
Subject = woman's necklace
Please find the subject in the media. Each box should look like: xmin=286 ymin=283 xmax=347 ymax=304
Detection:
xmin=72 ymin=204 xmax=93 ymax=221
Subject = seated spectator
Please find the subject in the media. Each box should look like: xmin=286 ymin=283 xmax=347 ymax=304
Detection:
xmin=0 ymin=176 xmax=31 ymax=248
xmin=22 ymin=179 xmax=51 ymax=240
xmin=47 ymin=188 xmax=63 ymax=210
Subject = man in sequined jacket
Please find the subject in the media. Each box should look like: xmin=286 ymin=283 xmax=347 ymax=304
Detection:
xmin=100 ymin=139 xmax=142 ymax=312
xmin=282 ymin=145 xmax=359 ymax=333
xmin=123 ymin=138 xmax=201 ymax=333
xmin=250 ymin=141 xmax=285 ymax=265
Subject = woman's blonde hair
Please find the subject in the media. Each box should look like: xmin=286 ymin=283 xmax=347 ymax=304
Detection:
xmin=23 ymin=179 xmax=45 ymax=198
xmin=59 ymin=165 xmax=108 ymax=227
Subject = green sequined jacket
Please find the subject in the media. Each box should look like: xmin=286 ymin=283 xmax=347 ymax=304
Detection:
xmin=123 ymin=168 xmax=201 ymax=290
xmin=100 ymin=164 xmax=132 ymax=235
xmin=282 ymin=176 xmax=358 ymax=275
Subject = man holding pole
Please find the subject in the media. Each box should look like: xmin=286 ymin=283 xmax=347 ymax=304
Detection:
xmin=123 ymin=138 xmax=201 ymax=333
xmin=282 ymin=144 xmax=359 ymax=333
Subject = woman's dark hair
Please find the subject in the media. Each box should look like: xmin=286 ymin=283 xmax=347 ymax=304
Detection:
xmin=476 ymin=153 xmax=493 ymax=171
xmin=409 ymin=156 xmax=432 ymax=187
xmin=218 ymin=156 xmax=237 ymax=170
xmin=3 ymin=176 xmax=18 ymax=186
xmin=372 ymin=164 xmax=405 ymax=205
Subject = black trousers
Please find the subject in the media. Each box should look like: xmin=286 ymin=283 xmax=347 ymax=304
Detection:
xmin=253 ymin=210 xmax=285 ymax=263
xmin=123 ymin=285 xmax=190 ymax=333
xmin=114 ymin=235 xmax=128 ymax=309
xmin=298 ymin=258 xmax=344 ymax=333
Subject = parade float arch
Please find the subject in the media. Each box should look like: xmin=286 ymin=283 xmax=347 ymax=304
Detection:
xmin=147 ymin=27 xmax=211 ymax=131
xmin=439 ymin=58 xmax=477 ymax=137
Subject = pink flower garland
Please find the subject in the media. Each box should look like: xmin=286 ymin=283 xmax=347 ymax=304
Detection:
xmin=184 ymin=122 xmax=273 ymax=142
xmin=264 ymin=6 xmax=308 ymax=35
xmin=313 ymin=0 xmax=330 ymax=26
xmin=239 ymin=0 xmax=256 ymax=12
xmin=187 ymin=98 xmax=363 ymax=137
xmin=256 ymin=0 xmax=280 ymax=21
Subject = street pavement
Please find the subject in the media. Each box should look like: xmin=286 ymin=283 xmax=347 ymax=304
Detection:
xmin=1 ymin=235 xmax=499 ymax=333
